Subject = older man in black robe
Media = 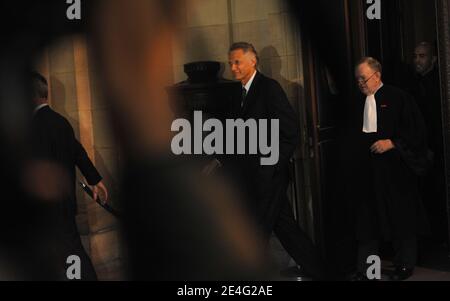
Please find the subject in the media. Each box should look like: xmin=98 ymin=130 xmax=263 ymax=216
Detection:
xmin=351 ymin=57 xmax=429 ymax=281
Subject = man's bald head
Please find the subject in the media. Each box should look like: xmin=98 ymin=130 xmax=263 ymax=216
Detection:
xmin=414 ymin=42 xmax=437 ymax=76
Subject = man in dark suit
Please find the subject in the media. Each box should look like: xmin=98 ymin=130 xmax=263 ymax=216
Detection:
xmin=30 ymin=72 xmax=108 ymax=280
xmin=350 ymin=57 xmax=429 ymax=281
xmin=219 ymin=42 xmax=324 ymax=279
xmin=408 ymin=42 xmax=447 ymax=245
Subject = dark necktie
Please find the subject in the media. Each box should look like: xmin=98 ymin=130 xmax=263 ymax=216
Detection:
xmin=241 ymin=87 xmax=247 ymax=108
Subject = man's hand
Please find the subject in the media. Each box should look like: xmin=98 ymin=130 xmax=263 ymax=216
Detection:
xmin=370 ymin=139 xmax=395 ymax=154
xmin=202 ymin=159 xmax=222 ymax=176
xmin=92 ymin=181 xmax=108 ymax=204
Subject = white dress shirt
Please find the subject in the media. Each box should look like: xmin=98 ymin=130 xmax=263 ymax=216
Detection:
xmin=243 ymin=70 xmax=257 ymax=94
xmin=33 ymin=103 xmax=49 ymax=115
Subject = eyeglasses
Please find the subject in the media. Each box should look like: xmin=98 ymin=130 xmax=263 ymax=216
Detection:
xmin=356 ymin=72 xmax=377 ymax=84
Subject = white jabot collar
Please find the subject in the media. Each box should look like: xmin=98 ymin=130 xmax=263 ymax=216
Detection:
xmin=362 ymin=83 xmax=383 ymax=133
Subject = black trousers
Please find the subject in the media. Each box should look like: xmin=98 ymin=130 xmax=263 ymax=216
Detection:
xmin=227 ymin=162 xmax=325 ymax=279
xmin=257 ymin=174 xmax=324 ymax=279
xmin=357 ymin=238 xmax=417 ymax=273
xmin=55 ymin=221 xmax=98 ymax=281
xmin=272 ymin=198 xmax=325 ymax=279
xmin=43 ymin=234 xmax=98 ymax=280
xmin=36 ymin=199 xmax=98 ymax=280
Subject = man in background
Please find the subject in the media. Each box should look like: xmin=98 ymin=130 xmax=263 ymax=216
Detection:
xmin=29 ymin=72 xmax=108 ymax=280
xmin=409 ymin=42 xmax=448 ymax=245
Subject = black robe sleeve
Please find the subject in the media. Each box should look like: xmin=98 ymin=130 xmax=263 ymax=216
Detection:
xmin=392 ymin=91 xmax=433 ymax=176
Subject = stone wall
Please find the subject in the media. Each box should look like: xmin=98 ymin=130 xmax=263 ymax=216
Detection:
xmin=172 ymin=0 xmax=304 ymax=111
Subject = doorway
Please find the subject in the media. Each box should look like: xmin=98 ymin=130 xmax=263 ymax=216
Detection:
xmin=362 ymin=0 xmax=450 ymax=270
xmin=291 ymin=0 xmax=450 ymax=277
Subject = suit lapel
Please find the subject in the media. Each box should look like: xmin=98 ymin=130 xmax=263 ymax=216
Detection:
xmin=241 ymin=71 xmax=261 ymax=115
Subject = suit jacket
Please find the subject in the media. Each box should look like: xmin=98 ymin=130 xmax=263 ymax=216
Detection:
xmin=239 ymin=72 xmax=300 ymax=167
xmin=31 ymin=105 xmax=102 ymax=222
xmin=228 ymin=71 xmax=300 ymax=222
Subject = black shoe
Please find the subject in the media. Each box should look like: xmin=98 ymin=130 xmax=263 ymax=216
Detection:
xmin=280 ymin=266 xmax=327 ymax=281
xmin=280 ymin=266 xmax=308 ymax=278
xmin=280 ymin=266 xmax=317 ymax=281
xmin=348 ymin=272 xmax=373 ymax=281
xmin=390 ymin=266 xmax=414 ymax=281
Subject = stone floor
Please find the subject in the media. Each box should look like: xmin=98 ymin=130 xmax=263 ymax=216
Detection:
xmin=277 ymin=263 xmax=450 ymax=281
xmin=271 ymin=235 xmax=450 ymax=281
xmin=399 ymin=266 xmax=450 ymax=281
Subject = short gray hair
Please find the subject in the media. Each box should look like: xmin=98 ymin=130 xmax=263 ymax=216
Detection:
xmin=229 ymin=42 xmax=259 ymax=64
xmin=356 ymin=57 xmax=382 ymax=74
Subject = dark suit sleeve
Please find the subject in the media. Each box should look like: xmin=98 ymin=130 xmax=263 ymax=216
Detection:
xmin=267 ymin=80 xmax=300 ymax=166
xmin=72 ymin=135 xmax=102 ymax=185
xmin=392 ymin=91 xmax=431 ymax=175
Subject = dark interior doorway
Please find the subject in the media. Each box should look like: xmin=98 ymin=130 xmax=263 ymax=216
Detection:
xmin=291 ymin=0 xmax=450 ymax=278
xmin=363 ymin=0 xmax=450 ymax=270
